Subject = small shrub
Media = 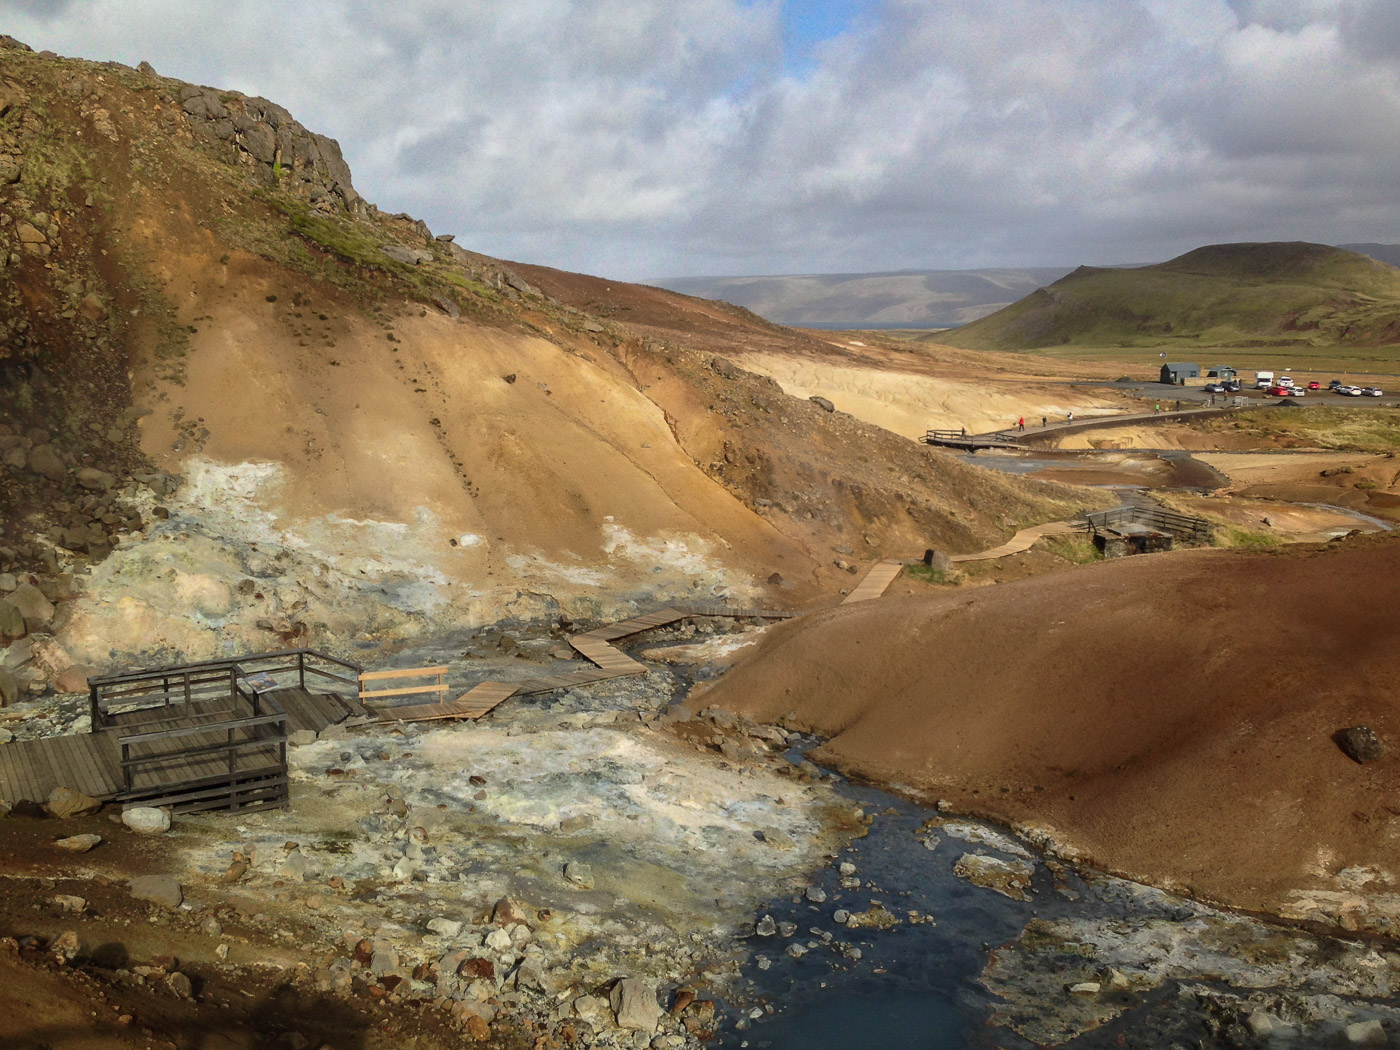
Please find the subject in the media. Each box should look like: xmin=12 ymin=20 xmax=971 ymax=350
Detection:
xmin=906 ymin=564 xmax=950 ymax=584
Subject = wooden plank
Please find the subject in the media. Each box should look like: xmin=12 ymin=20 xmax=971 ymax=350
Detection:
xmin=0 ymin=743 xmax=30 ymax=802
xmin=358 ymin=666 xmax=449 ymax=682
xmin=842 ymin=560 xmax=906 ymax=604
xmin=358 ymin=683 xmax=450 ymax=700
xmin=10 ymin=737 xmax=48 ymax=803
xmin=49 ymin=736 xmax=99 ymax=799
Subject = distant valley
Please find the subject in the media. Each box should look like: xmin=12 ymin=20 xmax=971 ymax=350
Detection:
xmin=651 ymin=267 xmax=1072 ymax=329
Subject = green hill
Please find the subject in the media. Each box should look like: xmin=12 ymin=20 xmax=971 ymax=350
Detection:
xmin=939 ymin=242 xmax=1400 ymax=351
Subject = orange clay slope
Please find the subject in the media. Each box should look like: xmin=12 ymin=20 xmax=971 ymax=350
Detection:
xmin=695 ymin=531 xmax=1400 ymax=928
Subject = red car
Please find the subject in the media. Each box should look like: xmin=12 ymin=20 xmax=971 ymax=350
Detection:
xmin=1307 ymin=381 xmax=1321 ymax=390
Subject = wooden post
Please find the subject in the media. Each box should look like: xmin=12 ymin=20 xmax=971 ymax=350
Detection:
xmin=89 ymin=682 xmax=100 ymax=732
xmin=298 ymin=651 xmax=306 ymax=690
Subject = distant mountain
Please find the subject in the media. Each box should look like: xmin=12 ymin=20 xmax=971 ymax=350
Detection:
xmin=1340 ymin=243 xmax=1400 ymax=268
xmin=939 ymin=242 xmax=1400 ymax=351
xmin=650 ymin=267 xmax=1073 ymax=329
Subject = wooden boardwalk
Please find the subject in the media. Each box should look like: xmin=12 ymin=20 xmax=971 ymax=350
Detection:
xmin=842 ymin=520 xmax=1089 ymax=603
xmin=0 ymin=687 xmax=367 ymax=806
xmin=372 ymin=606 xmax=795 ymax=723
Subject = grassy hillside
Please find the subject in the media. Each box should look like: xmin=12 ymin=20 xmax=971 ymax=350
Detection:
xmin=939 ymin=242 xmax=1400 ymax=352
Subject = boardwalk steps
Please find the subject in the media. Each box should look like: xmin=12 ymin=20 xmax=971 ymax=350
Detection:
xmin=369 ymin=606 xmax=795 ymax=724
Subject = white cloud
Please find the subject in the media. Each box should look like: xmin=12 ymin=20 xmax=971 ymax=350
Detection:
xmin=3 ymin=0 xmax=1399 ymax=278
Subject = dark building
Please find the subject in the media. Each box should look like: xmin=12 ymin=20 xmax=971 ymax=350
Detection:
xmin=1160 ymin=362 xmax=1200 ymax=385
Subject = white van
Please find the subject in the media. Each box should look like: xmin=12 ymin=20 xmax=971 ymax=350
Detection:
xmin=1255 ymin=370 xmax=1275 ymax=389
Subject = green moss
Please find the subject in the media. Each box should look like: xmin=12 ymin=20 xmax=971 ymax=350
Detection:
xmin=1216 ymin=527 xmax=1280 ymax=550
xmin=1043 ymin=535 xmax=1102 ymax=564
xmin=906 ymin=563 xmax=951 ymax=584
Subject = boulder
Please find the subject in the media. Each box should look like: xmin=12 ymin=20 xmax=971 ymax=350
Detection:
xmin=922 ymin=549 xmax=953 ymax=571
xmin=809 ymin=395 xmax=835 ymax=412
xmin=380 ymin=245 xmax=432 ymax=265
xmin=76 ymin=293 xmax=107 ymax=321
xmin=1337 ymin=726 xmax=1385 ymax=764
xmin=610 ymin=977 xmax=662 ymax=1032
xmin=1345 ymin=1020 xmax=1386 ymax=1046
xmin=0 ymin=602 xmax=23 ymax=641
xmin=491 ymin=896 xmax=530 ymax=927
xmin=128 ymin=874 xmax=183 ymax=909
xmin=54 ymin=664 xmax=96 ymax=694
xmin=563 ymin=861 xmax=593 ymax=889
xmin=75 ymin=467 xmax=115 ymax=491
xmin=54 ymin=833 xmax=101 ymax=853
xmin=951 ymin=853 xmax=1035 ymax=901
xmin=44 ymin=786 xmax=101 ymax=819
xmin=0 ymin=667 xmax=18 ymax=706
xmin=15 ymin=221 xmax=45 ymax=244
xmin=8 ymin=584 xmax=55 ymax=631
xmin=121 ymin=807 xmax=171 ymax=835
xmin=27 ymin=444 xmax=66 ymax=481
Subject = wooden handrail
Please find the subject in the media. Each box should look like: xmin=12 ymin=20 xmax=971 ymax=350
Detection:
xmin=359 ymin=665 xmax=450 ymax=682
xmin=118 ymin=712 xmax=286 ymax=747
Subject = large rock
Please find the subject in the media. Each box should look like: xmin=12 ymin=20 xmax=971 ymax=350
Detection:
xmin=54 ymin=664 xmax=96 ymax=694
xmin=0 ymin=600 xmax=27 ymax=641
xmin=1337 ymin=726 xmax=1385 ymax=764
xmin=609 ymin=977 xmax=662 ymax=1032
xmin=54 ymin=833 xmax=101 ymax=853
xmin=809 ymin=395 xmax=836 ymax=412
xmin=8 ymin=584 xmax=55 ymax=631
xmin=952 ymin=853 xmax=1035 ymax=901
xmin=27 ymin=444 xmax=66 ymax=481
xmin=0 ymin=667 xmax=18 ymax=706
xmin=121 ymin=807 xmax=171 ymax=835
xmin=128 ymin=874 xmax=183 ymax=909
xmin=44 ymin=786 xmax=101 ymax=819
xmin=380 ymin=245 xmax=432 ymax=265
xmin=74 ymin=467 xmax=115 ymax=491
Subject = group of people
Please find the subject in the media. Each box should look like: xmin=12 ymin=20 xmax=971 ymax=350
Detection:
xmin=1014 ymin=413 xmax=1072 ymax=432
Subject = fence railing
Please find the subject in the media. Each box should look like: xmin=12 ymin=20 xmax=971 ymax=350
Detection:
xmin=925 ymin=429 xmax=1018 ymax=445
xmin=1085 ymin=505 xmax=1213 ymax=541
xmin=89 ymin=648 xmax=364 ymax=731
xmin=357 ymin=665 xmax=450 ymax=706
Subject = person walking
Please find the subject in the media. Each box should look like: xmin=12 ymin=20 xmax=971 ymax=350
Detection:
xmin=1041 ymin=416 xmax=1047 ymax=428
xmin=1067 ymin=411 xmax=1074 ymax=424
xmin=1017 ymin=417 xmax=1025 ymax=432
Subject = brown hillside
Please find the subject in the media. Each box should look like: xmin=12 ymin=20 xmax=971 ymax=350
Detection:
xmin=698 ymin=532 xmax=1400 ymax=925
xmin=0 ymin=41 xmax=1098 ymax=661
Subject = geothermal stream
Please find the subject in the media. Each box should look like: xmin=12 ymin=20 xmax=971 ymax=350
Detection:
xmin=361 ymin=630 xmax=1400 ymax=1048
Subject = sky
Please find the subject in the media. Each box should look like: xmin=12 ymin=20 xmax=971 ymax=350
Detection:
xmin=4 ymin=0 xmax=1400 ymax=282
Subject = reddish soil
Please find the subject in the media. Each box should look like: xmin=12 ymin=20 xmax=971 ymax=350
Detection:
xmin=698 ymin=531 xmax=1400 ymax=919
xmin=0 ymin=814 xmax=515 ymax=1050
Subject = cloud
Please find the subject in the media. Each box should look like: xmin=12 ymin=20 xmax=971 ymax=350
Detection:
xmin=3 ymin=0 xmax=1399 ymax=279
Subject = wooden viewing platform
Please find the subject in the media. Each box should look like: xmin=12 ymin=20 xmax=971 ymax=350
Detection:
xmin=0 ymin=649 xmax=368 ymax=811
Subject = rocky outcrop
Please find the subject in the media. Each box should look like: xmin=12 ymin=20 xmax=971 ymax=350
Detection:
xmin=174 ymin=83 xmax=361 ymax=215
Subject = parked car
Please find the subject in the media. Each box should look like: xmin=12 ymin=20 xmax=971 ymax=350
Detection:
xmin=1362 ymin=387 xmax=1384 ymax=397
xmin=1337 ymin=385 xmax=1363 ymax=396
xmin=1203 ymin=382 xmax=1225 ymax=393
xmin=1223 ymin=381 xmax=1242 ymax=392
xmin=1278 ymin=376 xmax=1296 ymax=388
xmin=1307 ymin=381 xmax=1321 ymax=390
xmin=1329 ymin=379 xmax=1344 ymax=390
